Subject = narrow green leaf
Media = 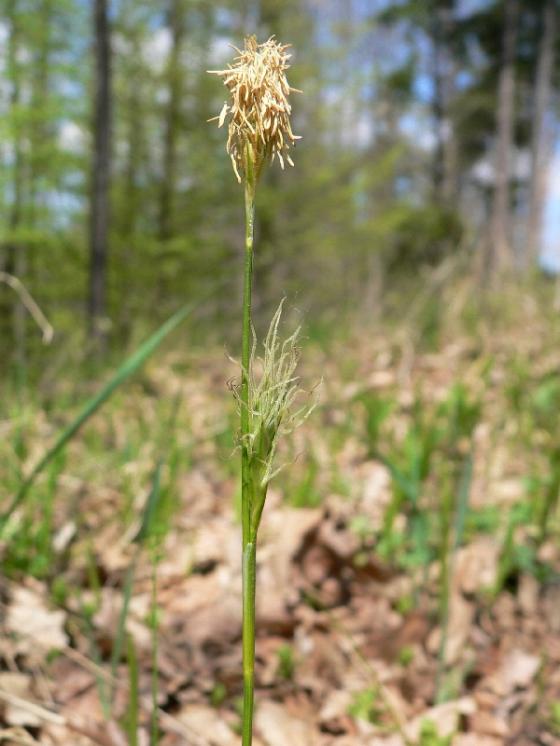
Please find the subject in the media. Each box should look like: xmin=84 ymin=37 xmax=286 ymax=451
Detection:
xmin=112 ymin=459 xmax=165 ymax=705
xmin=372 ymin=450 xmax=418 ymax=503
xmin=111 ymin=557 xmax=138 ymax=688
xmin=134 ymin=459 xmax=164 ymax=545
xmin=452 ymin=454 xmax=473 ymax=554
xmin=126 ymin=634 xmax=139 ymax=746
xmin=1 ymin=303 xmax=194 ymax=534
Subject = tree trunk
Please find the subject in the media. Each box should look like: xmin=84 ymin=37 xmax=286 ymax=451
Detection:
xmin=5 ymin=0 xmax=26 ymax=367
xmin=488 ymin=0 xmax=519 ymax=276
xmin=527 ymin=0 xmax=556 ymax=267
xmin=119 ymin=26 xmax=143 ymax=341
xmin=430 ymin=1 xmax=458 ymax=206
xmin=88 ymin=0 xmax=112 ymax=346
xmin=29 ymin=0 xmax=52 ymax=223
xmin=123 ymin=63 xmax=142 ymax=238
xmin=158 ymin=0 xmax=185 ymax=241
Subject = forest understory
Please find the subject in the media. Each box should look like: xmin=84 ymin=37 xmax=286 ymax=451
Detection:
xmin=2 ymin=283 xmax=560 ymax=746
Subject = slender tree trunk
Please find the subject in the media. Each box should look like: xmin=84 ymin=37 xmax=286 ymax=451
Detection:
xmin=527 ymin=0 xmax=556 ymax=267
xmin=440 ymin=3 xmax=459 ymax=205
xmin=124 ymin=73 xmax=141 ymax=238
xmin=158 ymin=0 xmax=185 ymax=241
xmin=430 ymin=1 xmax=458 ymax=206
xmin=5 ymin=0 xmax=26 ymax=367
xmin=431 ymin=5 xmax=446 ymax=200
xmin=89 ymin=0 xmax=112 ymax=346
xmin=488 ymin=0 xmax=519 ymax=276
xmin=119 ymin=35 xmax=143 ymax=340
xmin=29 ymin=0 xmax=52 ymax=223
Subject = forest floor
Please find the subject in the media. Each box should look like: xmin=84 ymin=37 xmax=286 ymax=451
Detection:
xmin=2 ymin=287 xmax=560 ymax=745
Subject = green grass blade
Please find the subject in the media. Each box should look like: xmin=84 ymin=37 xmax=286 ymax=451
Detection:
xmin=452 ymin=453 xmax=473 ymax=554
xmin=372 ymin=450 xmax=418 ymax=503
xmin=0 ymin=303 xmax=194 ymax=534
xmin=112 ymin=459 xmax=165 ymax=700
xmin=149 ymin=557 xmax=160 ymax=746
xmin=111 ymin=557 xmax=138 ymax=689
xmin=133 ymin=460 xmax=164 ymax=545
xmin=125 ymin=634 xmax=139 ymax=746
xmin=436 ymin=452 xmax=474 ymax=703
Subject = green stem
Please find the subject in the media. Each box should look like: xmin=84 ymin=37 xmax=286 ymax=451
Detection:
xmin=150 ymin=551 xmax=160 ymax=746
xmin=242 ymin=541 xmax=257 ymax=745
xmin=241 ymin=181 xmax=256 ymax=746
xmin=241 ymin=183 xmax=255 ymax=545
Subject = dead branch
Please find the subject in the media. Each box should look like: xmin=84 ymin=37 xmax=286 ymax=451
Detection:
xmin=0 ymin=271 xmax=54 ymax=344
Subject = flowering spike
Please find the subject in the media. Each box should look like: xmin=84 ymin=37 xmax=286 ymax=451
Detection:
xmin=208 ymin=36 xmax=301 ymax=184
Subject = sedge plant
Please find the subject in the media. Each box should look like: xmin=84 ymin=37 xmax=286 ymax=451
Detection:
xmin=209 ymin=36 xmax=307 ymax=744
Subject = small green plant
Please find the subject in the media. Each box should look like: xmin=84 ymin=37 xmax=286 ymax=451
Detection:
xmin=434 ymin=385 xmax=479 ymax=702
xmin=210 ymin=682 xmax=228 ymax=708
xmin=3 ymin=451 xmax=66 ymax=577
xmin=76 ymin=460 xmax=168 ymax=739
xmin=528 ymin=447 xmax=560 ymax=544
xmin=348 ymin=687 xmax=384 ymax=725
xmin=377 ymin=395 xmax=441 ymax=566
xmin=288 ymin=456 xmax=322 ymax=508
xmin=418 ymin=719 xmax=453 ymax=746
xmin=548 ymin=700 xmax=560 ymax=735
xmin=395 ymin=593 xmax=415 ymax=615
xmin=435 ymin=454 xmax=473 ymax=703
xmin=276 ymin=644 xmax=296 ymax=681
xmin=357 ymin=389 xmax=393 ymax=458
xmin=123 ymin=634 xmax=139 ymax=746
xmin=398 ymin=645 xmax=414 ymax=667
xmin=209 ymin=36 xmax=308 ymax=746
xmin=507 ymin=369 xmax=560 ymax=545
xmin=350 ymin=514 xmax=374 ymax=542
xmin=370 ymin=383 xmax=480 ymax=701
xmin=494 ymin=501 xmax=540 ymax=595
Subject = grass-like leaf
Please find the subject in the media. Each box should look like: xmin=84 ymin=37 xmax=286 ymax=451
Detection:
xmin=111 ymin=460 xmax=164 ymax=690
xmin=0 ymin=303 xmax=194 ymax=535
xmin=125 ymin=634 xmax=139 ymax=746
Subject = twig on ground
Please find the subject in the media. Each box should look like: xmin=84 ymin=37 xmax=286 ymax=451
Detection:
xmin=0 ymin=271 xmax=54 ymax=344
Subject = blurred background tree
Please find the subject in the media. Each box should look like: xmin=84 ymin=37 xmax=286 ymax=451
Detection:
xmin=0 ymin=0 xmax=558 ymax=373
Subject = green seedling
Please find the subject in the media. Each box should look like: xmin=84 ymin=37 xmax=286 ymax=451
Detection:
xmin=418 ymin=719 xmax=453 ymax=746
xmin=357 ymin=389 xmax=394 ymax=458
xmin=377 ymin=396 xmax=441 ymax=566
xmin=289 ymin=456 xmax=322 ymax=508
xmin=123 ymin=634 xmax=139 ymax=746
xmin=528 ymin=447 xmax=560 ymax=544
xmin=398 ymin=646 xmax=414 ymax=667
xmin=276 ymin=644 xmax=296 ymax=681
xmin=494 ymin=501 xmax=536 ymax=595
xmin=436 ymin=454 xmax=473 ymax=703
xmin=210 ymin=682 xmax=228 ymax=708
xmin=549 ymin=701 xmax=560 ymax=735
xmin=348 ymin=687 xmax=384 ymax=725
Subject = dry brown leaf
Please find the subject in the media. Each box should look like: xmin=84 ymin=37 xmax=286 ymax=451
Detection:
xmin=6 ymin=586 xmax=68 ymax=655
xmin=468 ymin=710 xmax=509 ymax=738
xmin=488 ymin=649 xmax=541 ymax=696
xmin=176 ymin=704 xmax=240 ymax=746
xmin=0 ymin=673 xmax=40 ymax=727
xmin=454 ymin=538 xmax=499 ymax=595
xmin=427 ymin=593 xmax=474 ymax=664
xmin=318 ymin=689 xmax=354 ymax=730
xmin=0 ymin=726 xmax=39 ymax=744
xmin=454 ymin=735 xmax=503 ymax=746
xmin=255 ymin=701 xmax=319 ymax=746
